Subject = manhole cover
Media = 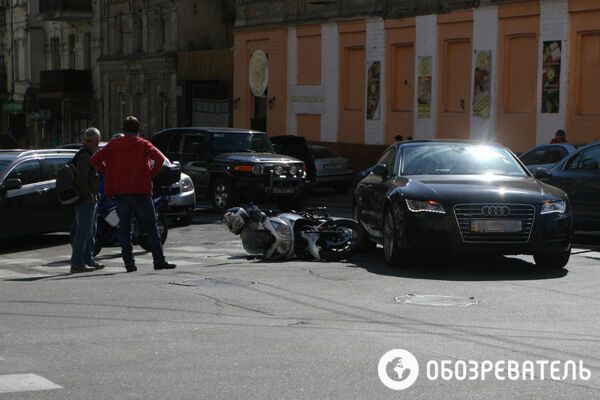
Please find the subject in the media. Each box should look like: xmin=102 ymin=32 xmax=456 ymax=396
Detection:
xmin=395 ymin=294 xmax=478 ymax=307
xmin=170 ymin=277 xmax=255 ymax=287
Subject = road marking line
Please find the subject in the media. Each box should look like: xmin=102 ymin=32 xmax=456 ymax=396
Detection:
xmin=0 ymin=373 xmax=62 ymax=393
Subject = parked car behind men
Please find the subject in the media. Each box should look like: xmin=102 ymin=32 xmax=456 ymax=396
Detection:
xmin=0 ymin=149 xmax=76 ymax=239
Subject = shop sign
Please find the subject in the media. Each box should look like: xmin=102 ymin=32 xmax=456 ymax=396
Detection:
xmin=249 ymin=50 xmax=269 ymax=97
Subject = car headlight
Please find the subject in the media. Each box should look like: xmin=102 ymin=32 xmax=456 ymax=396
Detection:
xmin=541 ymin=200 xmax=567 ymax=215
xmin=252 ymin=164 xmax=264 ymax=175
xmin=273 ymin=165 xmax=284 ymax=175
xmin=405 ymin=199 xmax=446 ymax=214
xmin=289 ymin=165 xmax=298 ymax=176
xmin=180 ymin=178 xmax=194 ymax=193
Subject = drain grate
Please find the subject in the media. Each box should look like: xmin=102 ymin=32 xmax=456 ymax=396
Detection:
xmin=170 ymin=277 xmax=256 ymax=287
xmin=395 ymin=294 xmax=478 ymax=307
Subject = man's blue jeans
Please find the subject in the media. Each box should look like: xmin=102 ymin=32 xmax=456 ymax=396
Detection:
xmin=71 ymin=201 xmax=98 ymax=267
xmin=114 ymin=195 xmax=165 ymax=266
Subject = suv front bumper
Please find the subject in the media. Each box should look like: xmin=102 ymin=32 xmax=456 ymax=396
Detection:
xmin=235 ymin=173 xmax=305 ymax=200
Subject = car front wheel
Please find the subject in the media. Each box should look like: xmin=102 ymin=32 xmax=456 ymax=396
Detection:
xmin=383 ymin=205 xmax=410 ymax=267
xmin=534 ymin=249 xmax=571 ymax=270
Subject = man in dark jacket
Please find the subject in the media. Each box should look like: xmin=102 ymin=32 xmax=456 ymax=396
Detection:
xmin=71 ymin=128 xmax=104 ymax=273
xmin=91 ymin=116 xmax=176 ymax=272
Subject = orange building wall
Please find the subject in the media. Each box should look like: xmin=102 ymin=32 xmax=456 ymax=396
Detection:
xmin=233 ymin=28 xmax=288 ymax=135
xmin=568 ymin=0 xmax=600 ymax=143
xmin=496 ymin=1 xmax=540 ymax=152
xmin=296 ymin=25 xmax=322 ymax=85
xmin=385 ymin=18 xmax=415 ymax=144
xmin=338 ymin=20 xmax=366 ymax=144
xmin=437 ymin=11 xmax=473 ymax=140
xmin=297 ymin=114 xmax=321 ymax=142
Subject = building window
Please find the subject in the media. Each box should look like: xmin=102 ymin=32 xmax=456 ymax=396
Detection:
xmin=83 ymin=33 xmax=92 ymax=69
xmin=68 ymin=34 xmax=76 ymax=69
xmin=116 ymin=14 xmax=123 ymax=55
xmin=50 ymin=37 xmax=61 ymax=70
xmin=158 ymin=8 xmax=166 ymax=50
xmin=136 ymin=13 xmax=143 ymax=53
xmin=158 ymin=92 xmax=168 ymax=129
xmin=13 ymin=40 xmax=19 ymax=80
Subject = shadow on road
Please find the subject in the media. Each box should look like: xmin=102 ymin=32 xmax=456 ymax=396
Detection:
xmin=349 ymin=248 xmax=568 ymax=281
xmin=0 ymin=233 xmax=70 ymax=255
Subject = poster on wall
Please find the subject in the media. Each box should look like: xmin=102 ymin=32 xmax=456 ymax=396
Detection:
xmin=417 ymin=56 xmax=432 ymax=118
xmin=366 ymin=61 xmax=381 ymax=120
xmin=472 ymin=50 xmax=492 ymax=119
xmin=541 ymin=41 xmax=561 ymax=114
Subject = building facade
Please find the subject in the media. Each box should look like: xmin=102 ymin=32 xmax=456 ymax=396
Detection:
xmin=98 ymin=0 xmax=234 ymax=138
xmin=233 ymin=0 xmax=600 ymax=167
xmin=0 ymin=0 xmax=100 ymax=148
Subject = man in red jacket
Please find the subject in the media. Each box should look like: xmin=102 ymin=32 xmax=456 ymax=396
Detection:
xmin=91 ymin=116 xmax=176 ymax=272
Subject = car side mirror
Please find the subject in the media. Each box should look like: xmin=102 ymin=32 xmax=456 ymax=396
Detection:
xmin=0 ymin=178 xmax=23 ymax=196
xmin=371 ymin=164 xmax=388 ymax=179
xmin=533 ymin=168 xmax=552 ymax=180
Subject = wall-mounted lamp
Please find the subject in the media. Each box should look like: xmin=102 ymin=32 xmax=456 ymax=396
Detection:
xmin=268 ymin=96 xmax=277 ymax=109
xmin=232 ymin=97 xmax=241 ymax=109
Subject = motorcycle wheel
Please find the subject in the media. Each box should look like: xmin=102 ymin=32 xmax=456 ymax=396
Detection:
xmin=317 ymin=219 xmax=363 ymax=262
xmin=139 ymin=215 xmax=169 ymax=252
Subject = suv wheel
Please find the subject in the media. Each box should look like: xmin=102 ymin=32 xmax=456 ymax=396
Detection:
xmin=211 ymin=177 xmax=239 ymax=212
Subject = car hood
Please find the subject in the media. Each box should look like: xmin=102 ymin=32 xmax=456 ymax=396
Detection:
xmin=397 ymin=175 xmax=567 ymax=204
xmin=214 ymin=152 xmax=302 ymax=164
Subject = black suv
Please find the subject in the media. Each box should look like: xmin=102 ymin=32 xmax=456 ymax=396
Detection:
xmin=151 ymin=128 xmax=307 ymax=211
xmin=0 ymin=149 xmax=77 ymax=239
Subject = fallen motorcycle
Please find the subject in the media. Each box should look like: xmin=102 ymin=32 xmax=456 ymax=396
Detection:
xmin=224 ymin=205 xmax=363 ymax=261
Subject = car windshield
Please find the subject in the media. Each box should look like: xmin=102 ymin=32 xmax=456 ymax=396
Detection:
xmin=401 ymin=144 xmax=528 ymax=177
xmin=211 ymin=132 xmax=273 ymax=154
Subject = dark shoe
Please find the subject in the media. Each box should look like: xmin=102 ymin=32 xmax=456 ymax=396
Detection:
xmin=125 ymin=264 xmax=137 ymax=273
xmin=154 ymin=261 xmax=176 ymax=270
xmin=71 ymin=265 xmax=95 ymax=273
xmin=88 ymin=262 xmax=105 ymax=270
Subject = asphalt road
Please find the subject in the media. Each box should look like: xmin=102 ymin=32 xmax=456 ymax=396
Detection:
xmin=1 ymin=191 xmax=599 ymax=399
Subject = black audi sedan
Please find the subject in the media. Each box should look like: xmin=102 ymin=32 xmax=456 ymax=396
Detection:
xmin=354 ymin=140 xmax=572 ymax=270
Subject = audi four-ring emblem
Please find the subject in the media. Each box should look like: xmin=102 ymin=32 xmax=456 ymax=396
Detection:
xmin=481 ymin=206 xmax=511 ymax=216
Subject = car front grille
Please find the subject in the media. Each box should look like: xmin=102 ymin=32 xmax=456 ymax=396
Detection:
xmin=454 ymin=204 xmax=536 ymax=243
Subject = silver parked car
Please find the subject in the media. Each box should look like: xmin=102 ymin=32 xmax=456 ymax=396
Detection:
xmin=309 ymin=145 xmax=354 ymax=193
xmin=519 ymin=143 xmax=579 ymax=172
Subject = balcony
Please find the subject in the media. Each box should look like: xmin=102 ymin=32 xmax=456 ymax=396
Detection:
xmin=38 ymin=0 xmax=93 ymax=21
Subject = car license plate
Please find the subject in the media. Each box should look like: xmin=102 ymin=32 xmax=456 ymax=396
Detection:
xmin=470 ymin=219 xmax=522 ymax=233
xmin=323 ymin=163 xmax=342 ymax=171
xmin=273 ymin=187 xmax=295 ymax=194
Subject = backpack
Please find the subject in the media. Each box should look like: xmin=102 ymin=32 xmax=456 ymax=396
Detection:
xmin=56 ymin=151 xmax=83 ymax=206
